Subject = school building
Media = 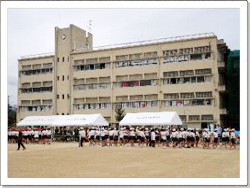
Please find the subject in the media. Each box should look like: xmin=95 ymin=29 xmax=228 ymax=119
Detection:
xmin=17 ymin=24 xmax=229 ymax=128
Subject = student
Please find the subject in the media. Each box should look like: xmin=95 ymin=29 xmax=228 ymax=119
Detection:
xmin=171 ymin=129 xmax=178 ymax=148
xmin=88 ymin=128 xmax=95 ymax=146
xmin=129 ymin=128 xmax=136 ymax=147
xmin=79 ymin=127 xmax=86 ymax=147
xmin=17 ymin=130 xmax=26 ymax=150
xmin=195 ymin=128 xmax=200 ymax=148
xmin=113 ymin=128 xmax=119 ymax=146
xmin=95 ymin=128 xmax=100 ymax=146
xmin=150 ymin=129 xmax=156 ymax=147
xmin=160 ymin=128 xmax=167 ymax=148
xmin=119 ymin=127 xmax=125 ymax=146
xmin=230 ymin=128 xmax=236 ymax=149
xmin=212 ymin=129 xmax=219 ymax=149
xmin=137 ymin=128 xmax=145 ymax=147
xmin=108 ymin=128 xmax=114 ymax=147
xmin=144 ymin=128 xmax=150 ymax=147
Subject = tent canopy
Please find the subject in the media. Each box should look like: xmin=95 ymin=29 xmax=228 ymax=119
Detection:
xmin=17 ymin=115 xmax=60 ymax=126
xmin=51 ymin=114 xmax=109 ymax=126
xmin=17 ymin=114 xmax=109 ymax=127
xmin=119 ymin=111 xmax=182 ymax=126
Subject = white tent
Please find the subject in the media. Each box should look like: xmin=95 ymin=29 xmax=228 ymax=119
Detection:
xmin=119 ymin=111 xmax=182 ymax=126
xmin=51 ymin=114 xmax=109 ymax=126
xmin=17 ymin=115 xmax=61 ymax=126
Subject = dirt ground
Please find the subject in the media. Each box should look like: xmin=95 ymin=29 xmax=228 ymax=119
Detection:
xmin=8 ymin=142 xmax=239 ymax=178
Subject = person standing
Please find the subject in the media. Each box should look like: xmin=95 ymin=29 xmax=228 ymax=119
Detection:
xmin=150 ymin=129 xmax=156 ymax=147
xmin=79 ymin=127 xmax=86 ymax=147
xmin=17 ymin=130 xmax=26 ymax=150
xmin=230 ymin=128 xmax=237 ymax=149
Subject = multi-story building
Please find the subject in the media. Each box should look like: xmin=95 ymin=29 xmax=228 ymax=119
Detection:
xmin=17 ymin=24 xmax=229 ymax=128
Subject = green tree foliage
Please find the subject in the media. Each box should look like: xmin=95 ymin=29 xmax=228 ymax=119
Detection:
xmin=115 ymin=106 xmax=125 ymax=123
xmin=8 ymin=96 xmax=16 ymax=127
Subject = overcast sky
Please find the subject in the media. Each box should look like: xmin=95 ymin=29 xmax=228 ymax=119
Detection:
xmin=7 ymin=8 xmax=240 ymax=105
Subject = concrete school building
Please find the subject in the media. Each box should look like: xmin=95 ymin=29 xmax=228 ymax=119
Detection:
xmin=17 ymin=24 xmax=229 ymax=129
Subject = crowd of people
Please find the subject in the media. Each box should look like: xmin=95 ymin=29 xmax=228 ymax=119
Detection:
xmin=78 ymin=126 xmax=238 ymax=149
xmin=8 ymin=126 xmax=239 ymax=150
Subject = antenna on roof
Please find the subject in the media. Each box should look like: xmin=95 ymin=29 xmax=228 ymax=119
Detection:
xmin=88 ymin=20 xmax=92 ymax=34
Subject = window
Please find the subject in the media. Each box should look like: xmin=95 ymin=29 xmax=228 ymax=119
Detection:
xmin=164 ymin=71 xmax=178 ymax=77
xmin=57 ymin=57 xmax=59 ymax=62
xmin=62 ymin=75 xmax=64 ymax=81
xmin=62 ymin=57 xmax=65 ymax=62
xmin=180 ymin=92 xmax=194 ymax=99
xmin=62 ymin=94 xmax=64 ymax=99
xmin=189 ymin=115 xmax=200 ymax=121
xmin=164 ymin=93 xmax=179 ymax=99
xmin=62 ymin=113 xmax=64 ymax=115
xmin=68 ymin=57 xmax=69 ymax=62
xmin=57 ymin=76 xmax=59 ymax=81
xmin=195 ymin=69 xmax=212 ymax=75
xmin=57 ymin=95 xmax=59 ymax=99
xmin=67 ymin=75 xmax=69 ymax=80
xmin=196 ymin=92 xmax=212 ymax=98
xmin=201 ymin=115 xmax=213 ymax=121
xmin=67 ymin=94 xmax=70 ymax=99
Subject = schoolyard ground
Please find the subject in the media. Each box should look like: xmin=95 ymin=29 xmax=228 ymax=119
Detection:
xmin=8 ymin=142 xmax=239 ymax=178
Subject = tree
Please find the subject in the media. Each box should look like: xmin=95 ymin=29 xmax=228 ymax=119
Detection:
xmin=8 ymin=96 xmax=16 ymax=127
xmin=115 ymin=106 xmax=125 ymax=128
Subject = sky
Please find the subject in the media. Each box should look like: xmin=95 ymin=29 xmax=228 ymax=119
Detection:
xmin=7 ymin=8 xmax=240 ymax=106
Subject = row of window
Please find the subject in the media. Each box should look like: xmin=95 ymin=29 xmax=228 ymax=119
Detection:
xmin=163 ymin=46 xmax=211 ymax=56
xmin=164 ymin=92 xmax=212 ymax=99
xmin=74 ymin=62 xmax=111 ymax=71
xmin=164 ymin=69 xmax=212 ymax=77
xmin=74 ymin=83 xmax=111 ymax=90
xmin=163 ymin=99 xmax=212 ymax=107
xmin=21 ymin=99 xmax=52 ymax=106
xmin=21 ymin=63 xmax=52 ymax=70
xmin=163 ymin=76 xmax=212 ymax=85
xmin=21 ymin=81 xmax=52 ymax=88
xmin=74 ymin=103 xmax=112 ymax=110
xmin=163 ymin=53 xmax=211 ymax=63
xmin=20 ymin=87 xmax=52 ymax=93
xmin=115 ymin=58 xmax=158 ymax=68
xmin=180 ymin=114 xmax=213 ymax=122
xmin=19 ymin=105 xmax=52 ymax=112
xmin=20 ymin=68 xmax=53 ymax=76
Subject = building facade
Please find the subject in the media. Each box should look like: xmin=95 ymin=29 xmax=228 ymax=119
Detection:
xmin=17 ymin=24 xmax=229 ymax=128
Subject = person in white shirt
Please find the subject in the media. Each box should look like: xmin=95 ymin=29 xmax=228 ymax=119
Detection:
xmin=171 ymin=129 xmax=178 ymax=148
xmin=202 ymin=129 xmax=211 ymax=149
xmin=113 ymin=128 xmax=119 ymax=146
xmin=160 ymin=128 xmax=167 ymax=148
xmin=95 ymin=128 xmax=101 ymax=146
xmin=129 ymin=128 xmax=136 ymax=147
xmin=22 ymin=129 xmax=29 ymax=144
xmin=195 ymin=129 xmax=200 ymax=148
xmin=144 ymin=128 xmax=150 ymax=147
xmin=79 ymin=127 xmax=86 ymax=147
xmin=123 ymin=127 xmax=130 ymax=146
xmin=222 ymin=129 xmax=230 ymax=149
xmin=88 ymin=128 xmax=95 ymax=146
xmin=119 ymin=127 xmax=125 ymax=146
xmin=212 ymin=129 xmax=219 ymax=149
xmin=108 ymin=128 xmax=114 ymax=147
xmin=34 ymin=128 xmax=39 ymax=143
xmin=190 ymin=129 xmax=196 ymax=148
xmin=137 ymin=128 xmax=145 ymax=147
xmin=230 ymin=128 xmax=236 ymax=149
xmin=150 ymin=129 xmax=156 ymax=147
